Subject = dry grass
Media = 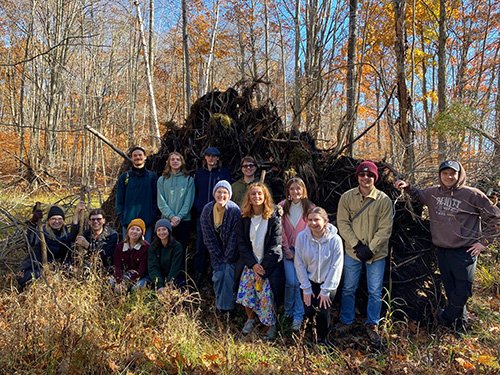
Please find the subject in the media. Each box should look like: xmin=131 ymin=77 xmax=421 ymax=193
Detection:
xmin=0 ymin=261 xmax=498 ymax=374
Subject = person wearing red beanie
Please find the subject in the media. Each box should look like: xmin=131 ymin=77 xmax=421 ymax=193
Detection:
xmin=336 ymin=160 xmax=393 ymax=346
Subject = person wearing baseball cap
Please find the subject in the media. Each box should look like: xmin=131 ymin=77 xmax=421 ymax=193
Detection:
xmin=336 ymin=160 xmax=393 ymax=346
xmin=395 ymin=160 xmax=500 ymax=334
xmin=193 ymin=146 xmax=232 ymax=285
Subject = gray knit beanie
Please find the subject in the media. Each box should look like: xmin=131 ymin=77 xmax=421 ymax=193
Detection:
xmin=213 ymin=180 xmax=232 ymax=199
xmin=155 ymin=218 xmax=172 ymax=233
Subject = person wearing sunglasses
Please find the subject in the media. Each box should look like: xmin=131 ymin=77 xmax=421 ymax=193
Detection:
xmin=231 ymin=156 xmax=259 ymax=207
xmin=75 ymin=208 xmax=118 ymax=274
xmin=336 ymin=160 xmax=393 ymax=346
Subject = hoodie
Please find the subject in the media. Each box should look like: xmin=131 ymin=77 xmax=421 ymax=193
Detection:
xmin=157 ymin=172 xmax=195 ymax=221
xmin=408 ymin=161 xmax=500 ymax=248
xmin=294 ymin=223 xmax=344 ymax=298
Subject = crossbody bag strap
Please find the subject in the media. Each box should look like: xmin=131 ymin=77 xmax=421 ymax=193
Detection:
xmin=351 ymin=198 xmax=375 ymax=222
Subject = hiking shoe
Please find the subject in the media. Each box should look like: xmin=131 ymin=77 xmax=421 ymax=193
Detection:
xmin=366 ymin=324 xmax=382 ymax=346
xmin=264 ymin=324 xmax=276 ymax=340
xmin=242 ymin=319 xmax=256 ymax=334
xmin=291 ymin=320 xmax=302 ymax=332
xmin=334 ymin=322 xmax=352 ymax=335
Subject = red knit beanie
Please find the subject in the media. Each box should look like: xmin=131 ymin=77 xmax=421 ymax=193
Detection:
xmin=355 ymin=160 xmax=379 ymax=182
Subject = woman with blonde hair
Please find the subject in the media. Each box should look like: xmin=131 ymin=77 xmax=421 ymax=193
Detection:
xmin=236 ymin=182 xmax=283 ymax=340
xmin=112 ymin=218 xmax=150 ymax=292
xmin=157 ymin=152 xmax=194 ymax=276
xmin=294 ymin=207 xmax=343 ymax=345
xmin=278 ymin=177 xmax=315 ymax=331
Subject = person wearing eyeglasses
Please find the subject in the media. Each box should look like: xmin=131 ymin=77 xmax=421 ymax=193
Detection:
xmin=335 ymin=160 xmax=393 ymax=346
xmin=231 ymin=156 xmax=259 ymax=207
xmin=75 ymin=208 xmax=119 ymax=274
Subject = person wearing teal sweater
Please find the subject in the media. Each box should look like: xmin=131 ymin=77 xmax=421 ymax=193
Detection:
xmin=157 ymin=152 xmax=195 ymax=254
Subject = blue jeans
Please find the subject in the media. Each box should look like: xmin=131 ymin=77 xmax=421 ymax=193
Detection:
xmin=284 ymin=258 xmax=304 ymax=322
xmin=212 ymin=263 xmax=236 ymax=311
xmin=122 ymin=226 xmax=153 ymax=243
xmin=340 ymin=254 xmax=386 ymax=326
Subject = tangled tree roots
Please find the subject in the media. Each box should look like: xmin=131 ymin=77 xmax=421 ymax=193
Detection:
xmin=104 ymin=82 xmax=444 ymax=323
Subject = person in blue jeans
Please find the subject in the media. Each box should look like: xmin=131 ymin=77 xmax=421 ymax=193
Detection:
xmin=278 ymin=177 xmax=315 ymax=331
xmin=336 ymin=161 xmax=394 ymax=346
xmin=193 ymin=147 xmax=231 ymax=285
xmin=200 ymin=180 xmax=241 ymax=315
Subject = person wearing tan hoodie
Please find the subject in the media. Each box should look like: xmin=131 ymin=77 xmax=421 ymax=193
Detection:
xmin=395 ymin=160 xmax=500 ymax=333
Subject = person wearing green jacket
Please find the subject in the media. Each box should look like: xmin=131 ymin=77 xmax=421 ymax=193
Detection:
xmin=157 ymin=152 xmax=195 ymax=253
xmin=148 ymin=219 xmax=184 ymax=290
xmin=336 ymin=160 xmax=393 ymax=346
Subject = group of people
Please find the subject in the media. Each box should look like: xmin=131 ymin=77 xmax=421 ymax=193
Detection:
xmin=17 ymin=146 xmax=500 ymax=345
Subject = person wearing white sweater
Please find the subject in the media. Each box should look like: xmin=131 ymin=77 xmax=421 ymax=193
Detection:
xmin=294 ymin=207 xmax=344 ymax=344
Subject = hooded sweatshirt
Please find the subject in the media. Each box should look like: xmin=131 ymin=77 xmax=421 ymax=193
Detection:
xmin=408 ymin=161 xmax=500 ymax=248
xmin=294 ymin=223 xmax=344 ymax=298
xmin=157 ymin=172 xmax=195 ymax=221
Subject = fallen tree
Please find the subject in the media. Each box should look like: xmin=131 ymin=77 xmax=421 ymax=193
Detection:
xmin=99 ymin=82 xmax=443 ymax=323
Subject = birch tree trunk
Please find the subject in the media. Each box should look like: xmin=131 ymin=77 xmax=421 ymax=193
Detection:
xmin=133 ymin=0 xmax=160 ymax=151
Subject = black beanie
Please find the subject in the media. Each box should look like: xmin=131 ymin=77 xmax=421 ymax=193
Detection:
xmin=47 ymin=205 xmax=65 ymax=219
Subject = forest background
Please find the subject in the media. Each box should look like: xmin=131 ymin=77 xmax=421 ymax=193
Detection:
xmin=0 ymin=0 xmax=498 ymax=189
xmin=0 ymin=0 xmax=499 ymax=373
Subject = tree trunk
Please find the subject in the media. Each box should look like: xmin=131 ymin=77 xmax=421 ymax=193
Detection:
xmin=393 ymin=0 xmax=414 ymax=174
xmin=345 ymin=0 xmax=358 ymax=157
xmin=293 ymin=0 xmax=301 ymax=130
xmin=133 ymin=0 xmax=160 ymax=151
xmin=182 ymin=0 xmax=191 ymax=116
xmin=437 ymin=0 xmax=447 ymax=162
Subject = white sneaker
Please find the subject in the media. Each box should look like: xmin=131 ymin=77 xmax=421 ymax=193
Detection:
xmin=242 ymin=319 xmax=255 ymax=334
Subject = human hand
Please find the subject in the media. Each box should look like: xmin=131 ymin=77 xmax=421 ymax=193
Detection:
xmin=354 ymin=242 xmax=374 ymax=262
xmin=303 ymin=293 xmax=312 ymax=307
xmin=467 ymin=242 xmax=485 ymax=257
xmin=252 ymin=263 xmax=265 ymax=276
xmin=319 ymin=294 xmax=331 ymax=309
xmin=284 ymin=248 xmax=294 ymax=260
xmin=75 ymin=235 xmax=89 ymax=249
xmin=171 ymin=216 xmax=181 ymax=227
xmin=30 ymin=210 xmax=43 ymax=224
xmin=394 ymin=179 xmax=409 ymax=190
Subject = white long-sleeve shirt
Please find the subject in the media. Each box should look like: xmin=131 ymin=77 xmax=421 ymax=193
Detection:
xmin=294 ymin=223 xmax=344 ymax=298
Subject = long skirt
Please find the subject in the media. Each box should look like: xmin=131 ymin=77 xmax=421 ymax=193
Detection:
xmin=236 ymin=266 xmax=276 ymax=326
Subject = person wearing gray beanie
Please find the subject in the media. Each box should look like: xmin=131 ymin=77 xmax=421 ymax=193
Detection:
xmin=155 ymin=218 xmax=172 ymax=233
xmin=213 ymin=180 xmax=232 ymax=200
xmin=148 ymin=218 xmax=184 ymax=291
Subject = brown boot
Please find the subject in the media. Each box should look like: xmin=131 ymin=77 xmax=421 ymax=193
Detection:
xmin=365 ymin=324 xmax=382 ymax=346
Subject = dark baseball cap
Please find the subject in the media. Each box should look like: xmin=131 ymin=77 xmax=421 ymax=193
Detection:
xmin=204 ymin=147 xmax=221 ymax=156
xmin=439 ymin=160 xmax=460 ymax=172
